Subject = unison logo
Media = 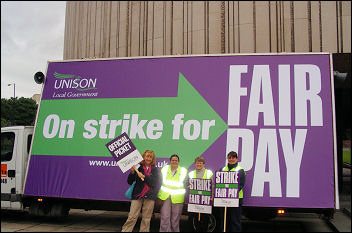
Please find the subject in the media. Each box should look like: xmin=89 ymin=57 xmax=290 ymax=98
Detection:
xmin=53 ymin=72 xmax=97 ymax=91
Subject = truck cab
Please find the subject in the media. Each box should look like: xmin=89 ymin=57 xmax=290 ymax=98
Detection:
xmin=1 ymin=126 xmax=33 ymax=211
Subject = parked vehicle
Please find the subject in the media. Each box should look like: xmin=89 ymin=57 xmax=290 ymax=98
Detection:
xmin=1 ymin=53 xmax=338 ymax=219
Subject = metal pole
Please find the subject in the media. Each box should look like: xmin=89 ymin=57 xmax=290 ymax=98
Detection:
xmin=8 ymin=83 xmax=15 ymax=98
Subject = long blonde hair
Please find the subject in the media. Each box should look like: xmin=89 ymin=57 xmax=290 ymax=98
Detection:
xmin=140 ymin=150 xmax=156 ymax=166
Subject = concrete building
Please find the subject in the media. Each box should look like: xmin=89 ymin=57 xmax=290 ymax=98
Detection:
xmin=63 ymin=1 xmax=350 ymax=59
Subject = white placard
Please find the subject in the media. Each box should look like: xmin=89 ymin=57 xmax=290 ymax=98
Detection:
xmin=213 ymin=198 xmax=239 ymax=207
xmin=187 ymin=204 xmax=212 ymax=214
xmin=117 ymin=150 xmax=143 ymax=173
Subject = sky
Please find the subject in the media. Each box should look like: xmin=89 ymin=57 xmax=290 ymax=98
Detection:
xmin=1 ymin=1 xmax=66 ymax=99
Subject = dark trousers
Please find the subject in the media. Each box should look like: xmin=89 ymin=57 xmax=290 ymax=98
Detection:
xmin=227 ymin=205 xmax=242 ymax=232
xmin=214 ymin=200 xmax=243 ymax=232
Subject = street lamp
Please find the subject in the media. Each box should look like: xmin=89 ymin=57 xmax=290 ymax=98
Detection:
xmin=8 ymin=83 xmax=15 ymax=98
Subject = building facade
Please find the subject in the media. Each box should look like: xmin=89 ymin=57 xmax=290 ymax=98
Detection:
xmin=63 ymin=1 xmax=351 ymax=59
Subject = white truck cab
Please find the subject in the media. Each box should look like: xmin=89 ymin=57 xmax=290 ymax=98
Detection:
xmin=1 ymin=126 xmax=33 ymax=210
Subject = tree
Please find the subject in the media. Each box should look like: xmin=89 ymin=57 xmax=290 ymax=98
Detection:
xmin=1 ymin=97 xmax=38 ymax=127
xmin=1 ymin=118 xmax=8 ymax=127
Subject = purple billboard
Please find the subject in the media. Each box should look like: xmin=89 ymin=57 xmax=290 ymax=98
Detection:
xmin=24 ymin=53 xmax=337 ymax=209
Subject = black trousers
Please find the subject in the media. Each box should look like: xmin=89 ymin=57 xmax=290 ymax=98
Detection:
xmin=214 ymin=201 xmax=243 ymax=232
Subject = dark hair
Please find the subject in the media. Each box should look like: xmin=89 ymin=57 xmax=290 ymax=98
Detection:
xmin=227 ymin=151 xmax=238 ymax=158
xmin=170 ymin=154 xmax=179 ymax=162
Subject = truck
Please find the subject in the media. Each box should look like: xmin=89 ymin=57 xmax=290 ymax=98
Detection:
xmin=1 ymin=53 xmax=339 ymax=220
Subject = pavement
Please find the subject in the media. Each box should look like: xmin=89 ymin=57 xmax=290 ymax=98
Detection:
xmin=1 ymin=209 xmax=191 ymax=232
xmin=327 ymin=167 xmax=351 ymax=232
xmin=2 ymin=168 xmax=350 ymax=232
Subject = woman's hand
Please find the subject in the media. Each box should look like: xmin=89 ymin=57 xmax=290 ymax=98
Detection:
xmin=131 ymin=165 xmax=145 ymax=181
xmin=130 ymin=165 xmax=136 ymax=174
xmin=137 ymin=172 xmax=145 ymax=180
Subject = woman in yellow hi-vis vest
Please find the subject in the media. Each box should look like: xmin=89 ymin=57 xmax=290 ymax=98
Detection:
xmin=188 ymin=156 xmax=213 ymax=180
xmin=158 ymin=154 xmax=188 ymax=232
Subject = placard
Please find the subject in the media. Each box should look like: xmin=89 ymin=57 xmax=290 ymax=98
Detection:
xmin=105 ymin=132 xmax=143 ymax=173
xmin=187 ymin=178 xmax=212 ymax=214
xmin=214 ymin=171 xmax=239 ymax=207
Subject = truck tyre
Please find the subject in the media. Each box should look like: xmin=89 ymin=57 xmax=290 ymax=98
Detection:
xmin=37 ymin=204 xmax=50 ymax=216
xmin=29 ymin=202 xmax=50 ymax=216
xmin=50 ymin=203 xmax=69 ymax=219
xmin=322 ymin=209 xmax=334 ymax=220
xmin=29 ymin=202 xmax=39 ymax=216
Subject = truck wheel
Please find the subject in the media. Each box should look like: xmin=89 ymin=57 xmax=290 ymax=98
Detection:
xmin=38 ymin=204 xmax=50 ymax=216
xmin=322 ymin=209 xmax=334 ymax=220
xmin=29 ymin=202 xmax=50 ymax=216
xmin=50 ymin=203 xmax=69 ymax=219
xmin=29 ymin=202 xmax=39 ymax=216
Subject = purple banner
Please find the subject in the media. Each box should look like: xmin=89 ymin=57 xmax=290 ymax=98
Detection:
xmin=24 ymin=155 xmax=129 ymax=201
xmin=25 ymin=54 xmax=336 ymax=208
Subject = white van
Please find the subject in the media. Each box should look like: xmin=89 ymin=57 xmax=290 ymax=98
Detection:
xmin=1 ymin=126 xmax=33 ymax=211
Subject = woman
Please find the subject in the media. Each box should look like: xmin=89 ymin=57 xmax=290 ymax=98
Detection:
xmin=158 ymin=154 xmax=188 ymax=232
xmin=121 ymin=150 xmax=159 ymax=232
xmin=214 ymin=151 xmax=246 ymax=232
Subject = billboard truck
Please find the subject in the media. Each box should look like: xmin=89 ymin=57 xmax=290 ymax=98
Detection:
xmin=1 ymin=53 xmax=338 ymax=219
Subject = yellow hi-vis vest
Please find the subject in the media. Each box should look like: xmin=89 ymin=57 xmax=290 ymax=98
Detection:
xmin=222 ymin=164 xmax=245 ymax=199
xmin=158 ymin=165 xmax=188 ymax=204
xmin=188 ymin=169 xmax=213 ymax=179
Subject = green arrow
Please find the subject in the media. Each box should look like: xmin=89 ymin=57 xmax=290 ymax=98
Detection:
xmin=31 ymin=72 xmax=228 ymax=168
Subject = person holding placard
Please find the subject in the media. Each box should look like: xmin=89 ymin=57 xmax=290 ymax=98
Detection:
xmin=214 ymin=151 xmax=246 ymax=232
xmin=187 ymin=156 xmax=215 ymax=232
xmin=121 ymin=150 xmax=159 ymax=232
xmin=188 ymin=156 xmax=214 ymax=182
xmin=158 ymin=154 xmax=188 ymax=232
